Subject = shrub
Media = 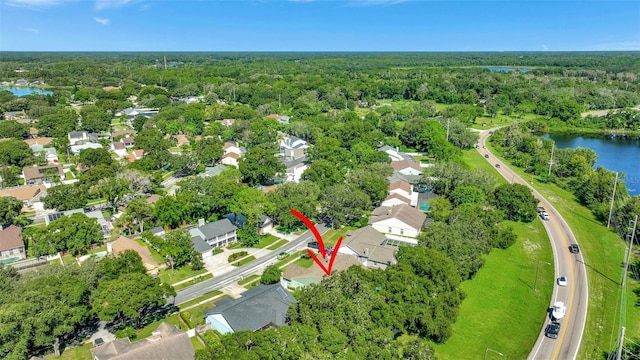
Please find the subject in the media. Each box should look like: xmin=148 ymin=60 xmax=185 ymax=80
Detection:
xmin=228 ymin=251 xmax=248 ymax=263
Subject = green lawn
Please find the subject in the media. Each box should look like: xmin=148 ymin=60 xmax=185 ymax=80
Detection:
xmin=324 ymin=226 xmax=356 ymax=247
xmin=266 ymin=239 xmax=289 ymax=250
xmin=86 ymin=198 xmax=106 ymax=206
xmin=274 ymin=250 xmax=307 ymax=268
xmin=159 ymin=265 xmax=207 ymax=285
xmin=173 ymin=273 xmax=214 ymax=291
xmin=487 ymin=142 xmax=639 ymax=358
xmin=45 ymin=342 xmax=93 ymax=360
xmin=293 ymin=254 xmax=314 ymax=268
xmin=178 ymin=290 xmax=223 ymax=309
xmin=238 ymin=274 xmax=260 ymax=285
xmin=462 ymin=150 xmax=508 ymax=186
xmin=432 ymin=219 xmax=554 ymax=359
xmin=191 ymin=336 xmax=205 ymax=351
xmin=133 ymin=238 xmax=166 ymax=264
xmin=254 ymin=235 xmax=280 ymax=249
xmin=231 ymin=255 xmax=256 ymax=267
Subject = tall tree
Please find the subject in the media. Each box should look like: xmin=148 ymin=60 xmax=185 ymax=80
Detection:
xmin=0 ymin=196 xmax=22 ymax=225
xmin=239 ymin=145 xmax=284 ymax=186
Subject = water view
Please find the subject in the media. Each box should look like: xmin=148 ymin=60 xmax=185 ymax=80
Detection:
xmin=485 ymin=67 xmax=531 ymax=73
xmin=1 ymin=87 xmax=53 ymax=96
xmin=545 ymin=134 xmax=640 ymax=196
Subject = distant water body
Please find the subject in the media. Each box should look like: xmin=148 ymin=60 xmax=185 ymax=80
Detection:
xmin=485 ymin=67 xmax=531 ymax=73
xmin=544 ymin=134 xmax=640 ymax=196
xmin=1 ymin=87 xmax=53 ymax=96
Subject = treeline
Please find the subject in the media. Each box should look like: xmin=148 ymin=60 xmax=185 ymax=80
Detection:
xmin=0 ymin=252 xmax=175 ymax=360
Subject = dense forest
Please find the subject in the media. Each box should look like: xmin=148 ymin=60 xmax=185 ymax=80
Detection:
xmin=0 ymin=52 xmax=639 ymax=359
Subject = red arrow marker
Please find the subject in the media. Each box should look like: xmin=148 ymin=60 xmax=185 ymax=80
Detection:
xmin=290 ymin=209 xmax=341 ymax=276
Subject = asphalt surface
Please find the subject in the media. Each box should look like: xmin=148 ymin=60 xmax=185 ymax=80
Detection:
xmin=170 ymin=223 xmax=329 ymax=305
xmin=478 ymin=129 xmax=588 ymax=360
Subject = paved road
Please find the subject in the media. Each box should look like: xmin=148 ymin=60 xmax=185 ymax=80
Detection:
xmin=170 ymin=223 xmax=329 ymax=305
xmin=478 ymin=130 xmax=588 ymax=360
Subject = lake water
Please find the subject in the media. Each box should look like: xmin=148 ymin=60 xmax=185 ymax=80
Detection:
xmin=485 ymin=67 xmax=531 ymax=73
xmin=0 ymin=87 xmax=53 ymax=96
xmin=544 ymin=134 xmax=640 ymax=196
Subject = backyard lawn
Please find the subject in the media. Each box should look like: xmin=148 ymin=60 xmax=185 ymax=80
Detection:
xmin=254 ymin=235 xmax=280 ymax=249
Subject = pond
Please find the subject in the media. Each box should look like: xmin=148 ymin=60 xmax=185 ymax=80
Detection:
xmin=544 ymin=133 xmax=640 ymax=196
xmin=485 ymin=67 xmax=531 ymax=73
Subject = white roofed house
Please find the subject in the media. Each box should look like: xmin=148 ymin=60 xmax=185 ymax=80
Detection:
xmin=68 ymin=131 xmax=98 ymax=146
xmin=368 ymin=204 xmax=426 ymax=245
xmin=221 ymin=141 xmax=244 ymax=168
xmin=391 ymin=159 xmax=423 ymax=176
xmin=382 ymin=180 xmax=419 ymax=207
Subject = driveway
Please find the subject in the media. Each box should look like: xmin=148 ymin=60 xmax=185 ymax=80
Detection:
xmin=87 ymin=321 xmax=115 ymax=345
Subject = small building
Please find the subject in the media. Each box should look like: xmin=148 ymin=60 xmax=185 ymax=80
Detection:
xmin=90 ymin=322 xmax=194 ymax=360
xmin=379 ymin=145 xmax=413 ymax=162
xmin=0 ymin=225 xmax=26 ymax=263
xmin=125 ymin=149 xmax=144 ymax=162
xmin=205 ymin=284 xmax=296 ymax=334
xmin=223 ymin=141 xmax=243 ymax=156
xmin=257 ymin=215 xmax=273 ymax=235
xmin=188 ymin=218 xmax=238 ymax=258
xmin=217 ymin=118 xmax=236 ymax=127
xmin=368 ymin=204 xmax=427 ymax=245
xmin=22 ymin=164 xmax=64 ymax=185
xmin=68 ymin=131 xmax=98 ymax=146
xmin=30 ymin=144 xmax=59 ymax=164
xmin=199 ymin=164 xmax=228 ymax=178
xmin=0 ymin=185 xmax=47 ymax=207
xmin=281 ymin=254 xmax=359 ymax=289
xmin=382 ymin=180 xmax=419 ymax=207
xmin=23 ymin=137 xmax=54 ymax=147
xmin=109 ymin=235 xmax=159 ymax=274
xmin=221 ymin=152 xmax=240 ymax=168
xmin=70 ymin=142 xmax=103 ymax=155
xmin=337 ymin=226 xmax=398 ymax=269
xmin=114 ymin=107 xmax=159 ymax=119
xmin=111 ymin=142 xmax=127 ymax=157
xmin=278 ymin=134 xmax=308 ymax=162
xmin=391 ymin=159 xmax=423 ymax=176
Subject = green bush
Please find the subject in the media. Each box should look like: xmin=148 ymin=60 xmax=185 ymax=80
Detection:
xmin=212 ymin=247 xmax=224 ymax=256
xmin=115 ymin=326 xmax=136 ymax=340
xmin=228 ymin=251 xmax=248 ymax=263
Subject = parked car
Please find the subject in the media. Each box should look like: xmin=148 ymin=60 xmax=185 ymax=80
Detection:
xmin=94 ymin=338 xmax=105 ymax=347
xmin=277 ymin=251 xmax=291 ymax=260
xmin=484 ymin=154 xmax=489 ymax=158
xmin=557 ymin=276 xmax=568 ymax=287
xmin=540 ymin=211 xmax=550 ymax=220
xmin=495 ymin=164 xmax=501 ymax=168
xmin=569 ymin=244 xmax=580 ymax=254
xmin=545 ymin=322 xmax=560 ymax=339
xmin=537 ymin=206 xmax=546 ymax=214
xmin=307 ymin=241 xmax=319 ymax=250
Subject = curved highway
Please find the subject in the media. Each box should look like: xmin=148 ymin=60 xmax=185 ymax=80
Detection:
xmin=478 ymin=129 xmax=588 ymax=360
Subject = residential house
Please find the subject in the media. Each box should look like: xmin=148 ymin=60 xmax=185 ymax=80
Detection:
xmin=68 ymin=131 xmax=98 ymax=146
xmin=337 ymin=226 xmax=398 ymax=269
xmin=169 ymin=134 xmax=190 ymax=147
xmin=223 ymin=141 xmax=243 ymax=156
xmin=23 ymin=164 xmax=63 ymax=185
xmin=111 ymin=142 xmax=127 ymax=157
xmin=283 ymin=159 xmax=308 ymax=183
xmin=90 ymin=322 xmax=194 ymax=360
xmin=102 ymin=86 xmax=120 ymax=92
xmin=121 ymin=137 xmax=135 ymax=148
xmin=145 ymin=194 xmax=161 ymax=205
xmin=30 ymin=144 xmax=59 ymax=164
xmin=0 ymin=185 xmax=47 ymax=206
xmin=216 ymin=118 xmax=236 ymax=127
xmin=149 ymin=226 xmax=165 ymax=238
xmin=391 ymin=159 xmax=422 ymax=176
xmin=281 ymin=255 xmax=359 ymax=289
xmin=23 ymin=137 xmax=54 ymax=147
xmin=16 ymin=79 xmax=28 ymax=86
xmin=188 ymin=218 xmax=237 ymax=258
xmin=278 ymin=134 xmax=308 ymax=162
xmin=205 ymin=284 xmax=296 ymax=334
xmin=368 ymin=204 xmax=427 ymax=245
xmin=46 ymin=209 xmax=112 ymax=238
xmin=379 ymin=145 xmax=413 ymax=162
xmin=3 ymin=111 xmax=26 ymax=121
xmin=109 ymin=236 xmax=159 ymax=274
xmin=257 ymin=215 xmax=273 ymax=235
xmin=110 ymin=130 xmax=137 ymax=140
xmin=267 ymin=114 xmax=291 ymax=125
xmin=220 ymin=152 xmax=240 ymax=168
xmin=70 ymin=142 xmax=103 ymax=155
xmin=0 ymin=225 xmax=26 ymax=263
xmin=125 ymin=149 xmax=144 ymax=162
xmin=114 ymin=107 xmax=159 ymax=119
xmin=382 ymin=180 xmax=418 ymax=207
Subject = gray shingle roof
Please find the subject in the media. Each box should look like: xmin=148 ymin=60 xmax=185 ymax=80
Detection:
xmin=191 ymin=236 xmax=212 ymax=254
xmin=205 ymin=284 xmax=296 ymax=332
xmin=369 ymin=204 xmax=427 ymax=231
xmin=196 ymin=218 xmax=237 ymax=239
xmin=343 ymin=226 xmax=397 ymax=265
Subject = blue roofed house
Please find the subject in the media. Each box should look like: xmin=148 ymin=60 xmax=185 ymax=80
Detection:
xmin=188 ymin=218 xmax=237 ymax=258
xmin=205 ymin=284 xmax=296 ymax=334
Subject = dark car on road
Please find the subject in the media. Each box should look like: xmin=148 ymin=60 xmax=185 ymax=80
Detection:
xmin=569 ymin=244 xmax=580 ymax=254
xmin=495 ymin=163 xmax=501 ymax=168
xmin=545 ymin=322 xmax=560 ymax=339
xmin=484 ymin=154 xmax=489 ymax=158
xmin=307 ymin=241 xmax=319 ymax=250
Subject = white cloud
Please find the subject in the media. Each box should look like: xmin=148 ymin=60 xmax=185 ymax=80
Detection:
xmin=5 ymin=0 xmax=63 ymax=7
xmin=94 ymin=0 xmax=139 ymax=10
xmin=93 ymin=17 xmax=110 ymax=25
xmin=541 ymin=44 xmax=548 ymax=51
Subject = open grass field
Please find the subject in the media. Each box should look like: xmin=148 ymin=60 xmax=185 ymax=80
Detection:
xmin=293 ymin=254 xmax=314 ymax=268
xmin=133 ymin=238 xmax=166 ymax=264
xmin=158 ymin=265 xmax=207 ymax=285
xmin=45 ymin=342 xmax=93 ymax=360
xmin=254 ymin=234 xmax=280 ymax=249
xmin=179 ymin=291 xmax=223 ymax=309
xmin=486 ymin=142 xmax=640 ymax=358
xmin=432 ymin=219 xmax=554 ymax=359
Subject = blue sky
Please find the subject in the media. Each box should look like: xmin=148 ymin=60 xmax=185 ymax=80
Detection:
xmin=1 ymin=0 xmax=639 ymax=51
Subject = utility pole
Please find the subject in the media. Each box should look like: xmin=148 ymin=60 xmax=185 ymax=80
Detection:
xmin=622 ymin=216 xmax=637 ymax=289
xmin=164 ymin=56 xmax=167 ymax=70
xmin=607 ymin=172 xmax=619 ymax=228
xmin=616 ymin=326 xmax=626 ymax=360
xmin=278 ymin=93 xmax=281 ymax=109
xmin=547 ymin=141 xmax=555 ymax=178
